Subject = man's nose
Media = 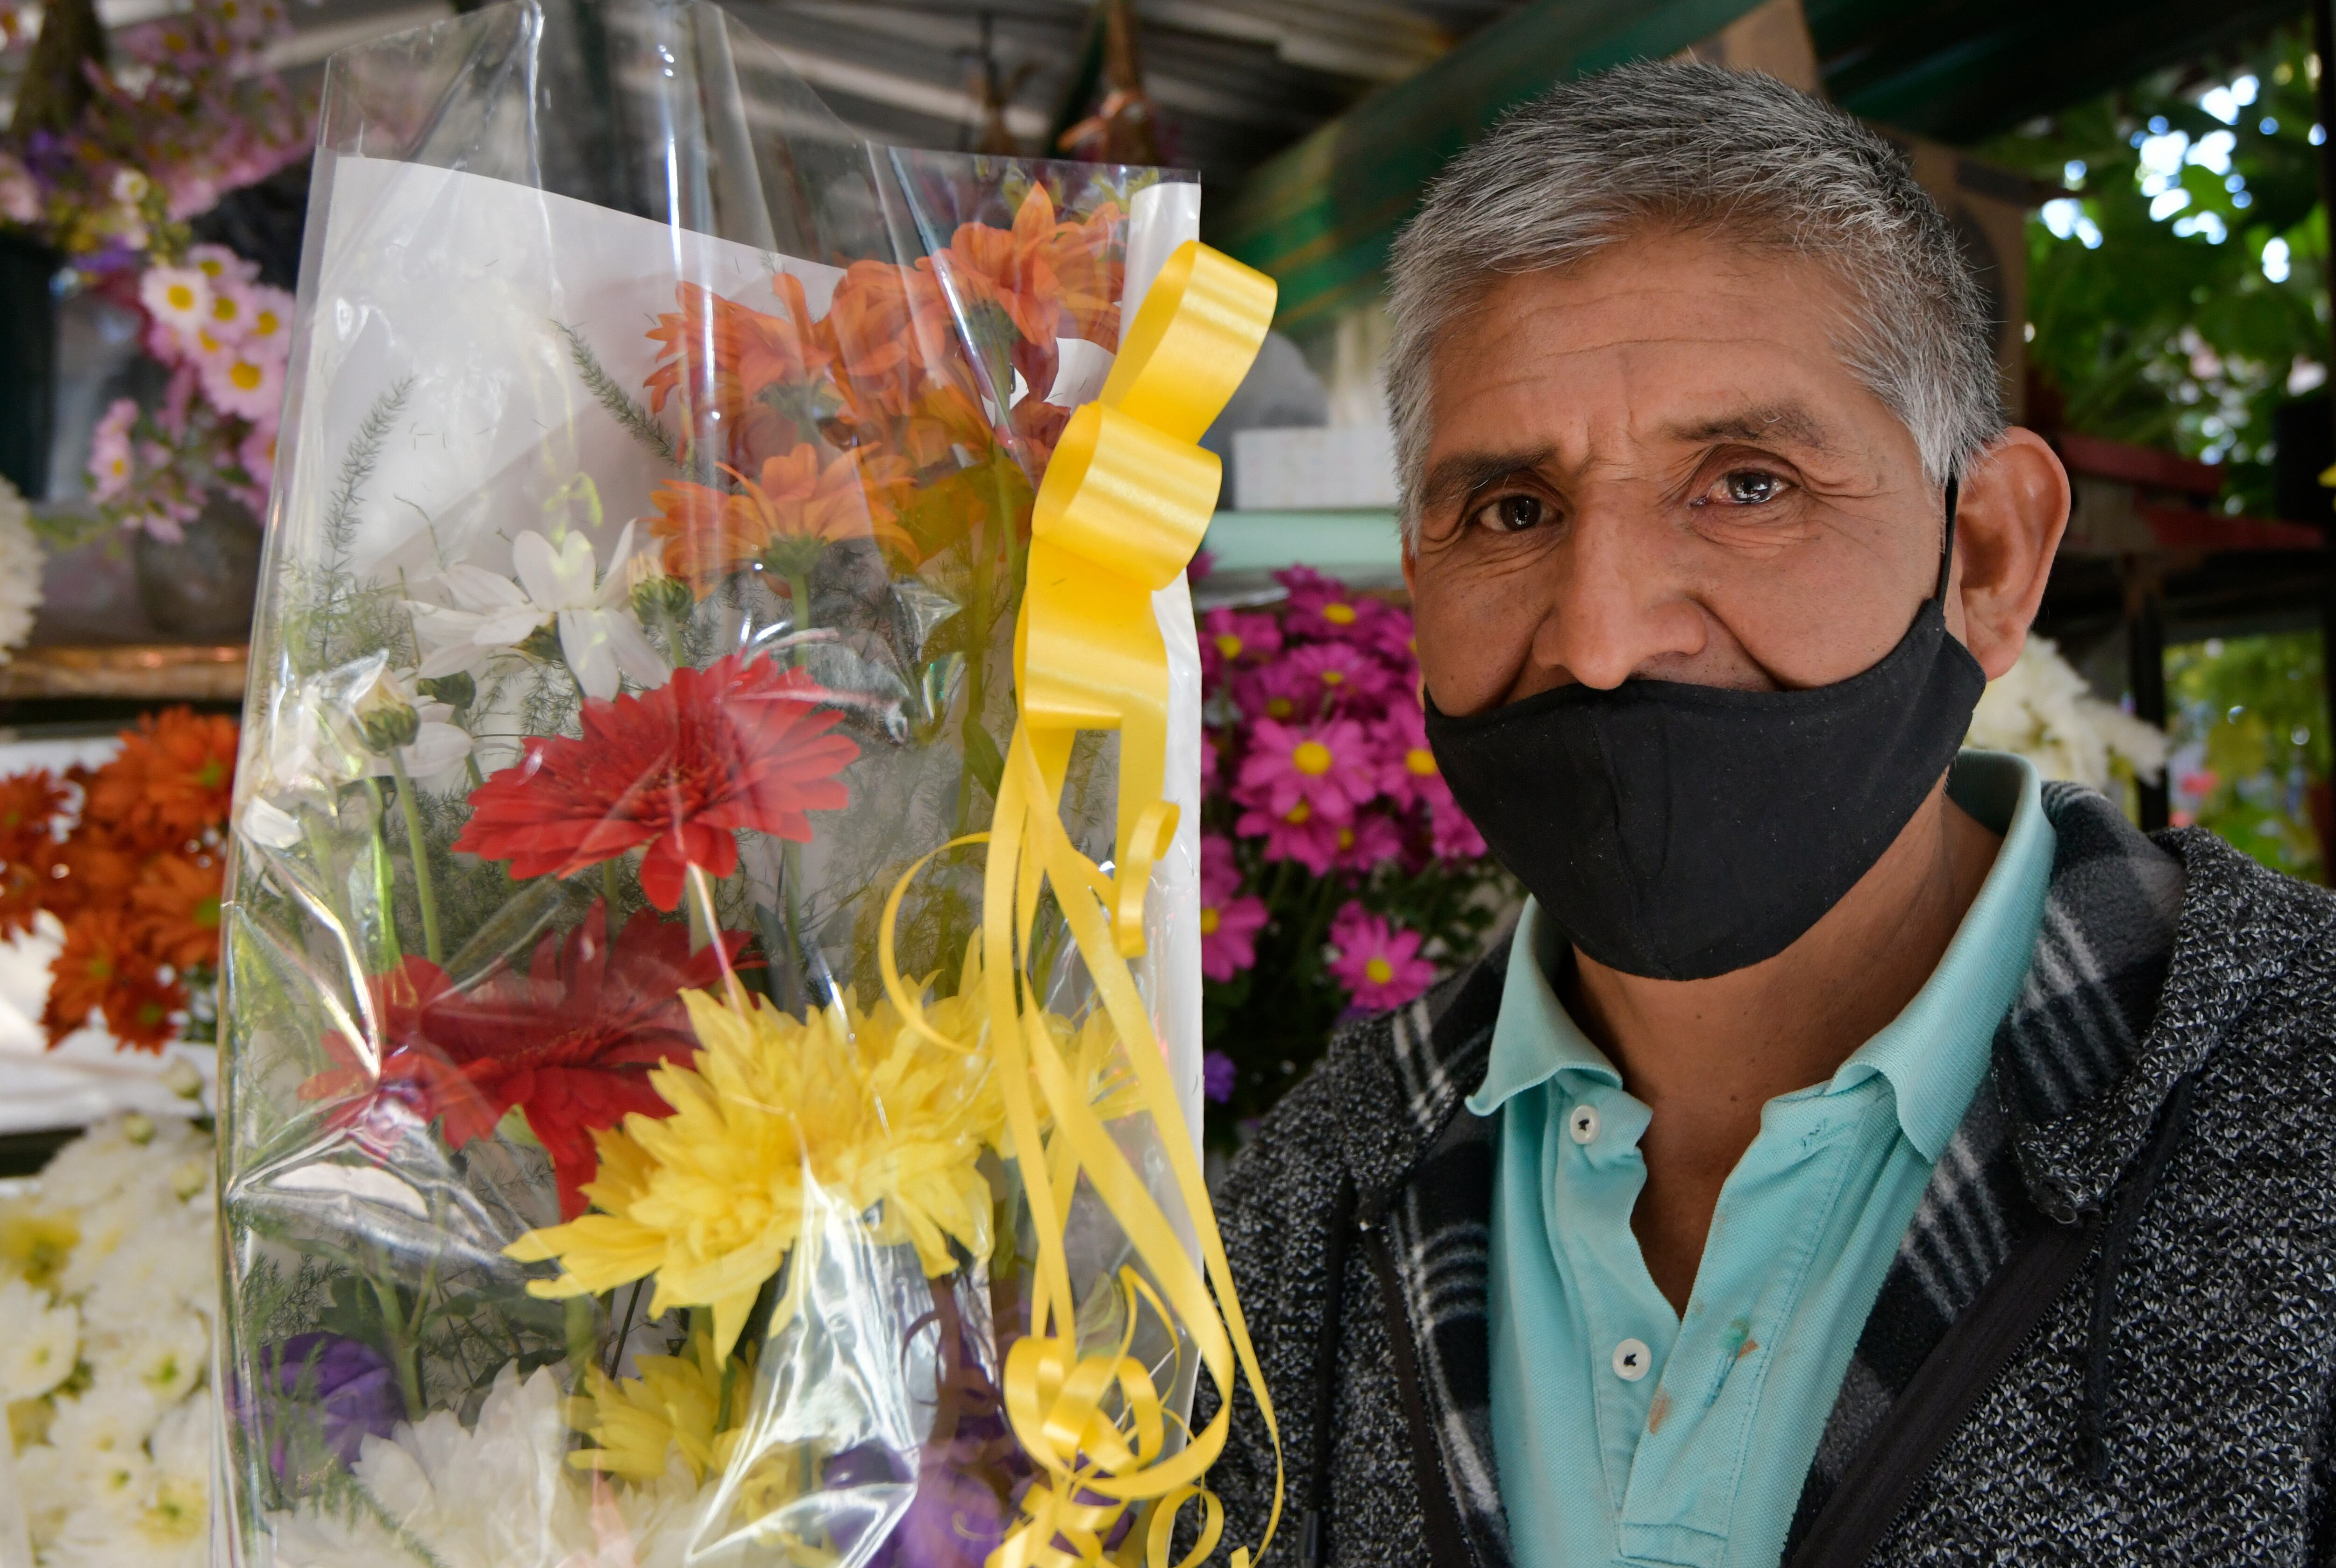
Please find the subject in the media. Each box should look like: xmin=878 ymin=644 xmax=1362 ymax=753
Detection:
xmin=1530 ymin=504 xmax=1706 ymax=691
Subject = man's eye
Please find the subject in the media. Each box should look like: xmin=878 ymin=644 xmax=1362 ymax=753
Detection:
xmin=1714 ymin=470 xmax=1787 ymax=506
xmin=1470 ymin=493 xmax=1546 ymax=532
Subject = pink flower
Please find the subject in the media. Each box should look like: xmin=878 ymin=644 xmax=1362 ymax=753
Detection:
xmin=1231 ymin=663 xmax=1311 ymax=726
xmin=1235 ymin=796 xmax=1343 ymax=874
xmin=1199 ymin=833 xmax=1268 ymax=980
xmin=1327 ymin=904 xmax=1438 ymax=1012
xmin=1199 ymin=607 xmax=1282 ymax=685
xmin=1375 ymin=702 xmax=1451 ymax=813
xmin=1331 ymin=810 xmax=1405 ymax=873
xmin=139 ymin=265 xmax=210 ymax=333
xmin=1429 ymin=794 xmax=1488 ymax=860
xmin=188 ymin=242 xmax=261 ymax=287
xmin=1234 ymin=717 xmax=1375 ymax=826
xmin=1279 ymin=565 xmax=1397 ymax=644
xmin=1286 ymin=641 xmax=1393 ymax=710
xmin=201 ymin=342 xmax=285 ymax=422
xmin=239 ymin=284 xmax=294 ymax=361
xmin=238 ymin=424 xmax=278 ymax=491
xmin=88 ymin=398 xmax=139 ymax=502
xmin=199 ymin=276 xmax=258 ymax=342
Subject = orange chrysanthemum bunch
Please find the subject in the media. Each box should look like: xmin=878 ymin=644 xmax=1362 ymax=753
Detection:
xmin=0 ymin=708 xmax=236 ymax=1051
xmin=642 ymin=183 xmax=1125 ymax=600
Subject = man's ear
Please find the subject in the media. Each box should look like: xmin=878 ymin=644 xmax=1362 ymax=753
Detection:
xmin=1952 ymin=428 xmax=2068 ymax=680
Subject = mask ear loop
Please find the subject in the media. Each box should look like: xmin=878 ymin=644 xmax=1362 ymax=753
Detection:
xmin=1934 ymin=472 xmax=1960 ymax=602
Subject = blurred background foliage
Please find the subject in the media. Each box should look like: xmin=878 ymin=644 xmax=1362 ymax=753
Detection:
xmin=1984 ymin=27 xmax=2336 ymax=882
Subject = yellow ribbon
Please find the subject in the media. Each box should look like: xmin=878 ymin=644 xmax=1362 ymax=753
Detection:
xmin=883 ymin=240 xmax=1280 ymax=1568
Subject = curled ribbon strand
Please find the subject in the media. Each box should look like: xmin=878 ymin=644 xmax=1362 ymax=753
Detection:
xmin=881 ymin=241 xmax=1281 ymax=1568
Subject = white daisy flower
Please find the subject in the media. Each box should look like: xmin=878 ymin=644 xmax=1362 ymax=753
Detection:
xmin=410 ymin=524 xmax=667 ymax=701
xmin=0 ymin=1276 xmax=78 ymax=1402
xmin=138 ymin=266 xmax=211 ymax=334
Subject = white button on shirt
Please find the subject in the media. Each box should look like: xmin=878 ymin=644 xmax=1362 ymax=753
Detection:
xmin=1569 ymin=1104 xmax=1601 ymax=1144
xmin=1611 ymin=1338 xmax=1652 ymax=1382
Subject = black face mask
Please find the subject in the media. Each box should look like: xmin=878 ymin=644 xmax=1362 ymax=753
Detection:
xmin=1423 ymin=482 xmax=1984 ymax=982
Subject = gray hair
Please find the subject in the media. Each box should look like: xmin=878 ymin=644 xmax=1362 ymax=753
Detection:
xmin=1385 ymin=59 xmax=2005 ymax=536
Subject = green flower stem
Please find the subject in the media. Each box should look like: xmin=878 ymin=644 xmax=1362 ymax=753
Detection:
xmin=386 ymin=751 xmax=442 ymax=965
xmin=362 ymin=781 xmax=403 ymax=975
xmin=786 ymin=571 xmax=814 ymax=658
xmin=602 ymin=858 xmax=622 ymax=917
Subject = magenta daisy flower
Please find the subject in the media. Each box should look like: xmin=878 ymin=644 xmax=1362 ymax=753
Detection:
xmin=1375 ymin=702 xmax=1453 ymax=813
xmin=1235 ymin=796 xmax=1343 ymax=874
xmin=1327 ymin=903 xmax=1439 ymax=1012
xmin=1199 ymin=833 xmax=1271 ymax=980
xmin=1200 ymin=606 xmax=1283 ymax=686
xmin=1287 ymin=641 xmax=1394 ymax=710
xmin=1278 ymin=565 xmax=1398 ymax=644
xmin=1430 ymin=793 xmax=1488 ymax=859
xmin=1332 ymin=810 xmax=1406 ymax=873
xmin=1234 ymin=717 xmax=1376 ymax=826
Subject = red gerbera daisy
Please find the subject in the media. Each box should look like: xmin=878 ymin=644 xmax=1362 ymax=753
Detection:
xmin=452 ymin=652 xmax=858 ymax=911
xmin=298 ymin=902 xmax=750 ymax=1216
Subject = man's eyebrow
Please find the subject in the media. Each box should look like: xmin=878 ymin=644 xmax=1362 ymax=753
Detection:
xmin=1418 ymin=446 xmax=1558 ymax=511
xmin=1664 ymin=403 xmax=1836 ymax=452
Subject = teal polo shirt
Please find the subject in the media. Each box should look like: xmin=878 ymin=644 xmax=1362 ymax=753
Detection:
xmin=1467 ymin=751 xmax=2054 ymax=1568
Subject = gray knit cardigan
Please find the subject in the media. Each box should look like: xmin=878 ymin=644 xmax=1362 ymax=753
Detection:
xmin=1191 ymin=783 xmax=2336 ymax=1567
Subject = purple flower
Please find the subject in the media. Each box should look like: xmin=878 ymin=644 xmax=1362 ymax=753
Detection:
xmin=1203 ymin=1050 xmax=1237 ymax=1104
xmin=255 ymin=1333 xmax=404 ymax=1479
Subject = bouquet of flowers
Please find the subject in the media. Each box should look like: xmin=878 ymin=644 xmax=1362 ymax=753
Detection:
xmin=0 ymin=1111 xmax=219 ymax=1568
xmin=1195 ymin=568 xmax=1512 ymax=1137
xmin=0 ymin=0 xmax=309 ymax=269
xmin=218 ymin=6 xmax=1278 ymax=1568
xmin=0 ymin=705 xmax=237 ymax=1050
xmin=80 ymin=244 xmax=294 ymax=539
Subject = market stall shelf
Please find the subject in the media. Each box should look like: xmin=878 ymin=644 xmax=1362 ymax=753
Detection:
xmin=0 ymin=644 xmax=246 ymax=702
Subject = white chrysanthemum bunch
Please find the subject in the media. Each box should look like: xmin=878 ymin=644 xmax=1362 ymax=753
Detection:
xmin=3 ymin=1113 xmax=218 ymax=1568
xmin=0 ymin=474 xmax=43 ymax=664
xmin=265 ymin=1363 xmax=713 ymax=1568
xmin=1968 ymin=634 xmax=2169 ymax=793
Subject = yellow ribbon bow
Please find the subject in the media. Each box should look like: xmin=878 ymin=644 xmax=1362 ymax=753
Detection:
xmin=885 ymin=239 xmax=1281 ymax=1568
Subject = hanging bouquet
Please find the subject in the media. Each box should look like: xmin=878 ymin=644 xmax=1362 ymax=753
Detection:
xmin=1194 ymin=567 xmax=1511 ymax=1137
xmin=75 ymin=242 xmax=292 ymax=539
xmin=0 ymin=0 xmax=309 ymax=269
xmin=218 ymin=6 xmax=1279 ymax=1568
xmin=1 ymin=1111 xmax=219 ymax=1568
xmin=0 ymin=705 xmax=236 ymax=1050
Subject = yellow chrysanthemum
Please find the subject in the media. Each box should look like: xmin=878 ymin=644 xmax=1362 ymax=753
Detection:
xmin=508 ymin=951 xmax=1020 ymax=1360
xmin=567 ymin=1320 xmax=751 ymax=1482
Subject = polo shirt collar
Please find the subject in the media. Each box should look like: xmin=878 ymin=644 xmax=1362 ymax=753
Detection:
xmin=1467 ymin=750 xmax=2054 ymax=1163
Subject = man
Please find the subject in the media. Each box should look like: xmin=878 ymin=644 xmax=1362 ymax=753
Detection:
xmin=1195 ymin=60 xmax=2336 ymax=1568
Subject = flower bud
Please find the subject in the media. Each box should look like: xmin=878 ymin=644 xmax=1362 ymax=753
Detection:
xmin=160 ymin=1057 xmax=205 ymax=1100
xmin=629 ymin=555 xmax=693 ymax=623
xmin=353 ymin=670 xmax=423 ymax=754
xmin=123 ymin=1112 xmax=156 ymax=1145
xmin=417 ymin=671 xmax=475 ymax=711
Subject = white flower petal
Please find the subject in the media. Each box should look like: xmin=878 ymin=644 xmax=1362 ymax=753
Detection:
xmin=604 ymin=611 xmax=669 ymax=690
xmin=511 ymin=530 xmax=563 ymax=609
xmin=560 ymin=608 xmax=620 ymax=700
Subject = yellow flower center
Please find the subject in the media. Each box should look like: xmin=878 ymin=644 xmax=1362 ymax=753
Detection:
xmin=210 ymin=295 xmax=240 ymax=322
xmin=1406 ymin=747 xmax=1438 ymax=776
xmin=1323 ymin=602 xmax=1357 ymax=625
xmin=230 ymin=361 xmax=263 ymax=391
xmin=166 ymin=283 xmax=196 ymax=311
xmin=254 ymin=309 xmax=280 ymax=335
xmin=1365 ymin=957 xmax=1394 ymax=984
xmin=1292 ymin=740 xmax=1333 ymax=776
xmin=1214 ymin=633 xmax=1242 ymax=659
xmin=1266 ymin=697 xmax=1292 ymax=719
xmin=196 ymin=256 xmax=221 ymax=277
xmin=1337 ymin=828 xmax=1355 ymax=849
xmin=1286 ymin=801 xmax=1312 ymax=824
xmin=1319 ymin=669 xmax=1345 ymax=686
xmin=1200 ymin=906 xmax=1221 ymax=936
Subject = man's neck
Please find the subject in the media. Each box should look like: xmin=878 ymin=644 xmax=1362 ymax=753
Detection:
xmin=1560 ymin=778 xmax=2003 ymax=1313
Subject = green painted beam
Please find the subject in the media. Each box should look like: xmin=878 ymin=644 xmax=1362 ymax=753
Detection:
xmin=1209 ymin=0 xmax=1760 ymax=329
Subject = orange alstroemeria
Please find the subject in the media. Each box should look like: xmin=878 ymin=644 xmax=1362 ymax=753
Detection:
xmin=645 ymin=277 xmax=834 ymax=463
xmin=648 ymin=443 xmax=919 ymax=596
xmin=825 ymin=259 xmax=960 ymax=426
xmin=928 ymin=184 xmax=1125 ymax=350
